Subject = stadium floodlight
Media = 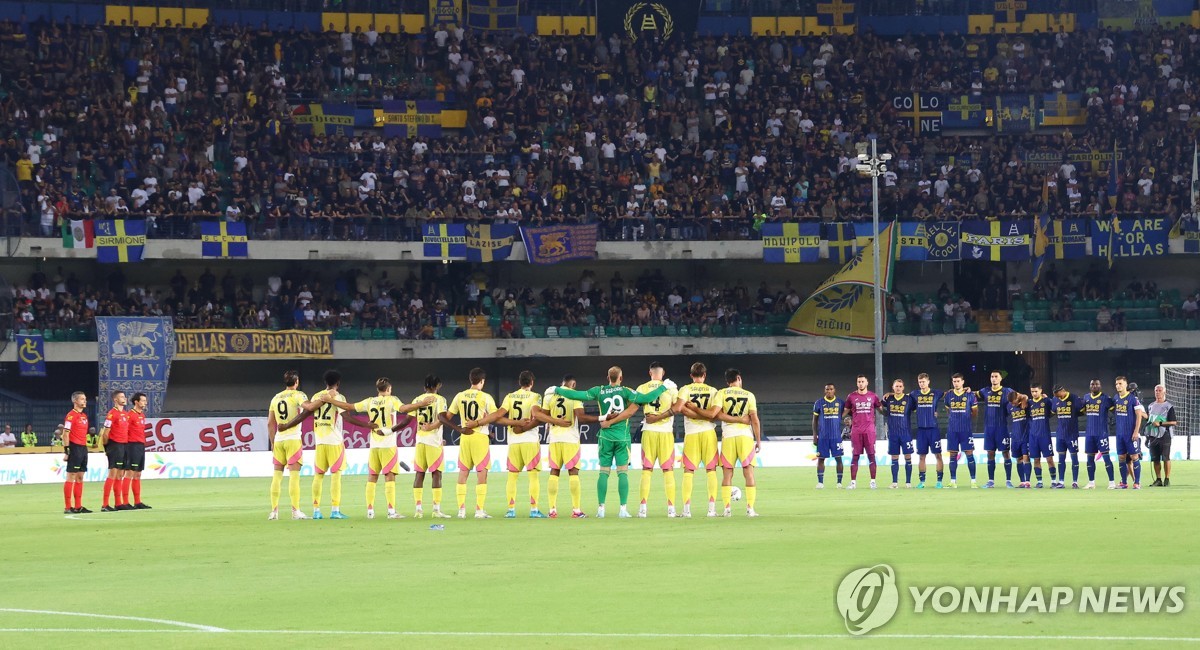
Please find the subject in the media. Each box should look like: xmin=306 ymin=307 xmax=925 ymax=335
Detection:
xmin=856 ymin=138 xmax=890 ymax=410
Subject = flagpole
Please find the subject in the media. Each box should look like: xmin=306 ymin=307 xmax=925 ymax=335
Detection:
xmin=857 ymin=139 xmax=892 ymax=400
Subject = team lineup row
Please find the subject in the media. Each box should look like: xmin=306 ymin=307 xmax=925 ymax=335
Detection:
xmin=58 ymin=390 xmax=153 ymax=514
xmin=815 ymin=372 xmax=1178 ymax=491
xmin=266 ymin=362 xmax=763 ymax=521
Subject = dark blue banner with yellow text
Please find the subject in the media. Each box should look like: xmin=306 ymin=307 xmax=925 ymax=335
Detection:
xmin=175 ymin=329 xmax=333 ymax=359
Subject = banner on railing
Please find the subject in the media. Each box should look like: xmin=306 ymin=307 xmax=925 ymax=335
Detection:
xmin=175 ymin=330 xmax=333 ymax=359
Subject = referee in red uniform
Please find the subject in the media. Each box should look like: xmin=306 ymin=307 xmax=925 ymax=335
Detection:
xmin=124 ymin=392 xmax=151 ymax=509
xmin=100 ymin=390 xmax=130 ymax=512
xmin=62 ymin=392 xmax=91 ymax=514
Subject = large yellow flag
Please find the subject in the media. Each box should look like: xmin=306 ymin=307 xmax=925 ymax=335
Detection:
xmin=787 ymin=222 xmax=897 ymax=341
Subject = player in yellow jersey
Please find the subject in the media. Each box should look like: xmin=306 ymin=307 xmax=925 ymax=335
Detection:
xmin=267 ymin=370 xmax=308 ymax=520
xmin=319 ymin=378 xmax=431 ymax=520
xmin=439 ymin=367 xmax=499 ymax=519
xmin=636 ymin=362 xmax=680 ymax=518
xmin=463 ymin=370 xmax=547 ymax=518
xmin=704 ymin=369 xmax=761 ymax=517
xmin=411 ymin=374 xmax=452 ymax=519
xmin=674 ymin=362 xmax=722 ymax=518
xmin=278 ymin=370 xmax=376 ymax=520
xmin=537 ymin=374 xmax=599 ymax=518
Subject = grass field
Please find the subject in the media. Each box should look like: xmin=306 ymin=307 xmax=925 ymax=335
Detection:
xmin=3 ymin=466 xmax=1199 ymax=648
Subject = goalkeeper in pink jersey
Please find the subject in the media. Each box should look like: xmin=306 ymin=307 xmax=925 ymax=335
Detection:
xmin=842 ymin=375 xmax=882 ymax=489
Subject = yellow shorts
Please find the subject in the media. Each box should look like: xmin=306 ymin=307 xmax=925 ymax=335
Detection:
xmin=368 ymin=447 xmax=399 ymax=476
xmin=548 ymin=442 xmax=581 ymax=471
xmin=721 ymin=436 xmax=757 ymax=469
xmin=683 ymin=430 xmax=718 ymax=471
xmin=272 ymin=439 xmax=302 ymax=468
xmin=640 ymin=431 xmax=676 ymax=470
xmin=414 ymin=443 xmax=445 ymax=473
xmin=315 ymin=444 xmax=346 ymax=473
xmin=506 ymin=442 xmax=541 ymax=472
xmin=459 ymin=434 xmax=491 ymax=472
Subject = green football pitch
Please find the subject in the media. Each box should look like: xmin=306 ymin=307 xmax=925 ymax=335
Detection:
xmin=2 ymin=466 xmax=1198 ymax=648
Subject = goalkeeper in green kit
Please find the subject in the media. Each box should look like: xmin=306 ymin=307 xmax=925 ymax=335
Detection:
xmin=553 ymin=366 xmax=670 ymax=518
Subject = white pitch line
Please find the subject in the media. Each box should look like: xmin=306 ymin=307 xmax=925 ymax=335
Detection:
xmin=0 ymin=609 xmax=227 ymax=632
xmin=0 ymin=627 xmax=1197 ymax=642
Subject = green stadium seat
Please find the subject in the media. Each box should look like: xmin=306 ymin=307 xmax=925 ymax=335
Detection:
xmin=617 ymin=325 xmax=630 ymax=336
xmin=545 ymin=326 xmax=558 ymax=338
xmin=651 ymin=326 xmax=665 ymax=336
xmin=604 ymin=326 xmax=617 ymax=337
xmin=521 ymin=326 xmax=534 ymax=338
xmin=709 ymin=325 xmax=723 ymax=337
xmin=629 ymin=326 xmax=641 ymax=336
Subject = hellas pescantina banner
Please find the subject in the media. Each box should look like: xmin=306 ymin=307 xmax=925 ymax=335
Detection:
xmin=175 ymin=329 xmax=333 ymax=359
xmin=787 ymin=223 xmax=897 ymax=342
xmin=598 ymin=0 xmax=699 ymax=42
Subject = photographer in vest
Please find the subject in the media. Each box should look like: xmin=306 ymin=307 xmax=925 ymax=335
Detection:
xmin=1145 ymin=384 xmax=1177 ymax=487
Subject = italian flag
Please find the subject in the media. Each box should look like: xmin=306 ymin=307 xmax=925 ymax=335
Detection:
xmin=62 ymin=220 xmax=94 ymax=249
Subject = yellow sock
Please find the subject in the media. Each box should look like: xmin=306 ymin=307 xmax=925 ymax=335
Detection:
xmin=548 ymin=474 xmax=559 ymax=510
xmin=331 ymin=473 xmax=342 ymax=508
xmin=506 ymin=472 xmax=519 ymax=509
xmin=413 ymin=487 xmax=423 ymax=508
xmin=682 ymin=472 xmax=694 ymax=505
xmin=721 ymin=485 xmax=732 ymax=509
xmin=747 ymin=486 xmax=757 ymax=509
xmin=270 ymin=470 xmax=283 ymax=510
xmin=569 ymin=474 xmax=581 ymax=511
xmin=456 ymin=483 xmax=467 ymax=509
xmin=365 ymin=481 xmax=377 ymax=510
xmin=529 ymin=470 xmax=540 ymax=510
xmin=664 ymin=470 xmax=676 ymax=507
xmin=639 ymin=469 xmax=653 ymax=504
xmin=475 ymin=483 xmax=487 ymax=510
xmin=384 ymin=481 xmax=396 ymax=510
xmin=706 ymin=471 xmax=719 ymax=503
xmin=311 ymin=473 xmax=324 ymax=509
xmin=432 ymin=487 xmax=443 ymax=509
xmin=288 ymin=471 xmax=301 ymax=510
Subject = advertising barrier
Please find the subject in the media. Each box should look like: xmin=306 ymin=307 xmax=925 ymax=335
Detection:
xmin=142 ymin=417 xmax=419 ymax=452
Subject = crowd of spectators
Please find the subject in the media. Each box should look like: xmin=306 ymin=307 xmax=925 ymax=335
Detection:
xmin=9 ymin=265 xmax=803 ymax=337
xmin=3 ymin=19 xmax=1199 ymax=243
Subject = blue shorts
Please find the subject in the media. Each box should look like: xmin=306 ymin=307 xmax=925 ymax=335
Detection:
xmin=888 ymin=432 xmax=914 ymax=456
xmin=1116 ymin=435 xmax=1140 ymax=457
xmin=1084 ymin=436 xmax=1110 ymax=455
xmin=1055 ymin=435 xmax=1079 ymax=454
xmin=1010 ymin=433 xmax=1029 ymax=457
xmin=816 ymin=438 xmax=843 ymax=459
xmin=916 ymin=428 xmax=942 ymax=455
xmin=983 ymin=427 xmax=1010 ymax=453
xmin=945 ymin=430 xmax=973 ymax=453
xmin=1029 ymin=433 xmax=1054 ymax=458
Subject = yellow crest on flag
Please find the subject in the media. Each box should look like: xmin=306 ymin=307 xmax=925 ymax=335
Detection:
xmin=787 ymin=223 xmax=896 ymax=341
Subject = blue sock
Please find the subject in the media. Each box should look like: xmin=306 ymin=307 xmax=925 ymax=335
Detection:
xmin=905 ymin=461 xmax=913 ymax=483
xmin=919 ymin=470 xmax=927 ymax=483
xmin=1034 ymin=466 xmax=1043 ymax=481
xmin=1133 ymin=459 xmax=1141 ymax=484
xmin=1057 ymin=453 xmax=1067 ymax=474
xmin=1071 ymin=454 xmax=1079 ymax=481
xmin=1119 ymin=461 xmax=1128 ymax=484
xmin=966 ymin=455 xmax=977 ymax=479
xmin=836 ymin=470 xmax=843 ymax=484
xmin=1104 ymin=456 xmax=1115 ymax=481
xmin=987 ymin=458 xmax=996 ymax=480
xmin=1087 ymin=456 xmax=1096 ymax=480
xmin=817 ymin=471 xmax=824 ymax=484
xmin=937 ymin=470 xmax=944 ymax=482
xmin=1050 ymin=466 xmax=1057 ymax=482
xmin=1004 ymin=458 xmax=1012 ymax=480
xmin=891 ymin=462 xmax=899 ymax=483
xmin=949 ymin=456 xmax=958 ymax=480
xmin=1022 ymin=462 xmax=1031 ymax=482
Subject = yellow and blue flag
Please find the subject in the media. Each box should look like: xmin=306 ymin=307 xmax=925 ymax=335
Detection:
xmin=762 ymin=223 xmax=821 ymax=263
xmin=961 ymin=219 xmax=1031 ymax=261
xmin=816 ymin=0 xmax=856 ymax=26
xmin=1040 ymin=92 xmax=1085 ymax=127
xmin=897 ymin=222 xmax=929 ymax=261
xmin=290 ymin=103 xmax=355 ymax=136
xmin=1091 ymin=217 xmax=1170 ymax=267
xmin=467 ymin=0 xmax=518 ymax=30
xmin=200 ymin=221 xmax=249 ymax=258
xmin=823 ymin=222 xmax=855 ymax=263
xmin=994 ymin=94 xmax=1037 ymax=133
xmin=465 ymin=224 xmax=517 ymax=262
xmin=924 ymin=221 xmax=961 ymax=261
xmin=788 ymin=223 xmax=897 ymax=341
xmin=378 ymin=100 xmax=443 ymax=138
xmin=423 ymin=224 xmax=467 ymax=259
xmin=520 ymin=224 xmax=599 ymax=265
xmin=16 ymin=333 xmax=46 ymax=377
xmin=1179 ymin=218 xmax=1200 ymax=254
xmin=95 ymin=219 xmax=146 ymax=263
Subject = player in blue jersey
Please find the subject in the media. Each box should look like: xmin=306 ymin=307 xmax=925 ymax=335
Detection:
xmin=811 ymin=383 xmax=845 ymax=489
xmin=1081 ymin=378 xmax=1116 ymax=489
xmin=941 ymin=373 xmax=979 ymax=488
xmin=1052 ymin=385 xmax=1084 ymax=488
xmin=1112 ymin=376 xmax=1145 ymax=489
xmin=1007 ymin=392 xmax=1031 ymax=487
xmin=910 ymin=373 xmax=944 ymax=488
xmin=881 ymin=379 xmax=915 ymax=488
xmin=975 ymin=371 xmax=1014 ymax=488
xmin=1025 ymin=384 xmax=1059 ymax=488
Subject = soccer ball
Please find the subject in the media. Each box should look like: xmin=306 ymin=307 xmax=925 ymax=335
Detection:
xmin=731 ymin=486 xmax=743 ymax=501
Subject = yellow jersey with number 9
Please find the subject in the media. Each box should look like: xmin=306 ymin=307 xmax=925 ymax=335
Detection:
xmin=269 ymin=389 xmax=308 ymax=442
xmin=311 ymin=389 xmax=345 ymax=446
xmin=448 ymin=389 xmax=497 ymax=437
xmin=715 ymin=387 xmax=757 ymax=439
xmin=412 ymin=393 xmax=448 ymax=447
xmin=354 ymin=395 xmax=405 ymax=448
xmin=501 ymin=389 xmax=542 ymax=444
